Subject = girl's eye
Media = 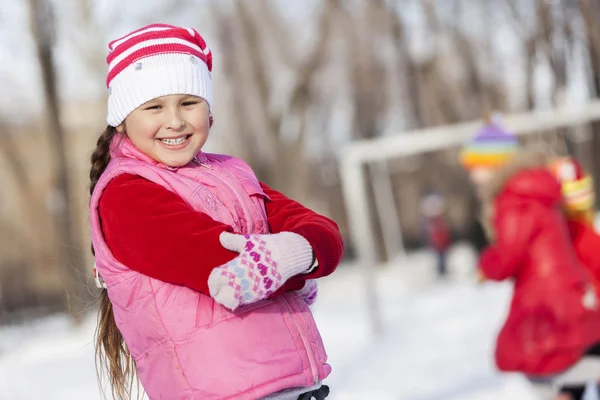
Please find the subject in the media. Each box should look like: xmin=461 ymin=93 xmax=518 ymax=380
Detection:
xmin=182 ymin=101 xmax=198 ymax=107
xmin=144 ymin=105 xmax=161 ymax=110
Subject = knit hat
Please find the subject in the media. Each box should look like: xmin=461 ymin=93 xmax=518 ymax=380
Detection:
xmin=106 ymin=23 xmax=213 ymax=127
xmin=460 ymin=122 xmax=519 ymax=170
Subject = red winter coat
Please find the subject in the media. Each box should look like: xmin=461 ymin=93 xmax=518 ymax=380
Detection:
xmin=479 ymin=157 xmax=600 ymax=376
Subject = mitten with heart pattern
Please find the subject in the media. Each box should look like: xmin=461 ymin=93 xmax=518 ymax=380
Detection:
xmin=208 ymin=232 xmax=315 ymax=311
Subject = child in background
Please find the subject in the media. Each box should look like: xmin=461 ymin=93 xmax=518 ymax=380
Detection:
xmin=550 ymin=157 xmax=600 ymax=400
xmin=551 ymin=157 xmax=600 ymax=294
xmin=90 ymin=23 xmax=343 ymax=400
xmin=461 ymin=122 xmax=600 ymax=400
xmin=420 ymin=193 xmax=451 ymax=278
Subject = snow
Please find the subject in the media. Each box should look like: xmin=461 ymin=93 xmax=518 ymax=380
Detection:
xmin=2 ymin=242 xmax=582 ymax=400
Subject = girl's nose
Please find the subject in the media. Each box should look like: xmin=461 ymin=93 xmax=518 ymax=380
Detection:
xmin=165 ymin=109 xmax=186 ymax=131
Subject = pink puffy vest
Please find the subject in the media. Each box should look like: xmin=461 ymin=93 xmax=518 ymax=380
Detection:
xmin=89 ymin=138 xmax=330 ymax=399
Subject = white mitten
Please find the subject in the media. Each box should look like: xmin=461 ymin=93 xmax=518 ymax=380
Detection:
xmin=296 ymin=279 xmax=318 ymax=306
xmin=208 ymin=232 xmax=314 ymax=310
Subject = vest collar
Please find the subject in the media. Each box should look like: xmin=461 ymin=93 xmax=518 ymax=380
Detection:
xmin=110 ymin=135 xmax=206 ymax=171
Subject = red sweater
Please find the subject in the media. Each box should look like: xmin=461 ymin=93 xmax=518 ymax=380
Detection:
xmin=98 ymin=174 xmax=343 ymax=295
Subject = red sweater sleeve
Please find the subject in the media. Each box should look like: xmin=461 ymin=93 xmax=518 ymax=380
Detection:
xmin=260 ymin=182 xmax=344 ymax=279
xmin=98 ymin=174 xmax=237 ymax=294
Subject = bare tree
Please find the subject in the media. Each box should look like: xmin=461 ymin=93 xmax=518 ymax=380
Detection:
xmin=27 ymin=0 xmax=89 ymax=324
xmin=0 ymin=123 xmax=45 ymax=320
xmin=503 ymin=0 xmax=540 ymax=110
xmin=577 ymin=0 xmax=600 ymax=202
xmin=209 ymin=0 xmax=335 ymax=203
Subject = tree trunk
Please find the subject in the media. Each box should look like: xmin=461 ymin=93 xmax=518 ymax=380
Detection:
xmin=578 ymin=0 xmax=600 ymax=206
xmin=28 ymin=0 xmax=89 ymax=324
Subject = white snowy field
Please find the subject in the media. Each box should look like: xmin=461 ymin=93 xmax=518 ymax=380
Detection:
xmin=0 ymin=243 xmax=594 ymax=400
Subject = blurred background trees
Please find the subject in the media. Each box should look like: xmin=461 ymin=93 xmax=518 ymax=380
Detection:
xmin=2 ymin=0 xmax=600 ymax=322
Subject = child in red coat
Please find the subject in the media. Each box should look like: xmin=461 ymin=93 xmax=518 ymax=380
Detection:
xmin=421 ymin=193 xmax=452 ymax=277
xmin=550 ymin=157 xmax=600 ymax=400
xmin=477 ymin=152 xmax=600 ymax=399
xmin=550 ymin=157 xmax=600 ymax=294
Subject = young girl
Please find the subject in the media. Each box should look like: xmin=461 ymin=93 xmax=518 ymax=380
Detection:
xmin=551 ymin=157 xmax=600 ymax=293
xmin=90 ymin=24 xmax=343 ymax=400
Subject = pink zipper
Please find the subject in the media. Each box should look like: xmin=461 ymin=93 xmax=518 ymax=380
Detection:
xmin=280 ymin=296 xmax=319 ymax=384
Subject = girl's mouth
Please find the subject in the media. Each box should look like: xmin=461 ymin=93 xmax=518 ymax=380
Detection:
xmin=158 ymin=134 xmax=192 ymax=146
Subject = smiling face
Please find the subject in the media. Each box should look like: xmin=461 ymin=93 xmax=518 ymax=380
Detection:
xmin=117 ymin=94 xmax=210 ymax=167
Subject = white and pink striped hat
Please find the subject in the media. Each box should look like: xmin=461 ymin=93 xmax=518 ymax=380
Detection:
xmin=105 ymin=23 xmax=213 ymax=127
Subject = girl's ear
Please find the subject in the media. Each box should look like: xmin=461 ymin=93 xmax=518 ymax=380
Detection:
xmin=116 ymin=124 xmax=125 ymax=134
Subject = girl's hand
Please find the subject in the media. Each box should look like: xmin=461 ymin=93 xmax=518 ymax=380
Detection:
xmin=208 ymin=232 xmax=314 ymax=310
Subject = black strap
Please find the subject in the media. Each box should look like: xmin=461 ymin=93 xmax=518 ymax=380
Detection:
xmin=297 ymin=385 xmax=330 ymax=400
xmin=585 ymin=342 xmax=600 ymax=356
xmin=558 ymin=384 xmax=587 ymax=400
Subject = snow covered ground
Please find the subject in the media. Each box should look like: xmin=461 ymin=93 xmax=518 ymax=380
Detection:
xmin=0 ymin=243 xmax=595 ymax=400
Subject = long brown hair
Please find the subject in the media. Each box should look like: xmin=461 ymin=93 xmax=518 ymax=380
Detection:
xmin=91 ymin=125 xmax=137 ymax=399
